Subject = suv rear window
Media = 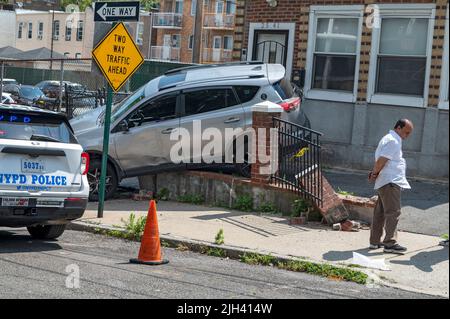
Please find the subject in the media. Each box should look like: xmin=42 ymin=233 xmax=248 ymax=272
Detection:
xmin=234 ymin=86 xmax=260 ymax=103
xmin=273 ymin=78 xmax=296 ymax=100
xmin=0 ymin=112 xmax=76 ymax=144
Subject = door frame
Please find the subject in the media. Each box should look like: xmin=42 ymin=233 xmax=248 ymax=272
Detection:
xmin=247 ymin=22 xmax=296 ymax=78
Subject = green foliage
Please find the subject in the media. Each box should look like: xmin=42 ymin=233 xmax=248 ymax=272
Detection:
xmin=214 ymin=229 xmax=225 ymax=245
xmin=336 ymin=187 xmax=355 ymax=196
xmin=240 ymin=253 xmax=368 ymax=285
xmin=258 ymin=202 xmax=277 ymax=214
xmin=120 ymin=213 xmax=147 ymax=240
xmin=156 ymin=188 xmax=170 ymax=201
xmin=177 ymin=194 xmax=204 ymax=205
xmin=60 ymin=0 xmax=159 ymax=12
xmin=232 ymin=195 xmax=253 ymax=212
xmin=442 ymin=234 xmax=449 ymax=240
xmin=291 ymin=198 xmax=309 ymax=217
xmin=206 ymin=247 xmax=226 ymax=258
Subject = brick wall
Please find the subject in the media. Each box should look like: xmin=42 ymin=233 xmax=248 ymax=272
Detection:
xmin=234 ymin=0 xmax=447 ymax=107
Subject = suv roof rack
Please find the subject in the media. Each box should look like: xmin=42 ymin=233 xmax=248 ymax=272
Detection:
xmin=164 ymin=61 xmax=264 ymax=76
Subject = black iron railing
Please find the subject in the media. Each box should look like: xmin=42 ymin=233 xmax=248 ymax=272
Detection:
xmin=272 ymin=117 xmax=323 ymax=207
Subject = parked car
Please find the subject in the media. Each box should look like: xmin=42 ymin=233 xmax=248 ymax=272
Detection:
xmin=36 ymin=80 xmax=86 ymax=98
xmin=72 ymin=62 xmax=311 ymax=201
xmin=1 ymin=92 xmax=15 ymax=104
xmin=3 ymin=84 xmax=56 ymax=109
xmin=1 ymin=78 xmax=19 ymax=86
xmin=0 ymin=104 xmax=89 ymax=239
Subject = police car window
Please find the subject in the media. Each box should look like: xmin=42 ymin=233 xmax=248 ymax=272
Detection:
xmin=183 ymin=88 xmax=238 ymax=116
xmin=0 ymin=113 xmax=76 ymax=144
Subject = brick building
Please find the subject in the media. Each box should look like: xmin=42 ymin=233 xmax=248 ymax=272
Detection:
xmin=232 ymin=0 xmax=449 ymax=179
xmin=152 ymin=0 xmax=237 ymax=63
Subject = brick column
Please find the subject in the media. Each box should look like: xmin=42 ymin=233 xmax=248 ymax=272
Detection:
xmin=250 ymin=101 xmax=282 ymax=185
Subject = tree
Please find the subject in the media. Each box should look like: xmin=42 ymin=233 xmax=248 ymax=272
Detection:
xmin=60 ymin=0 xmax=159 ymax=12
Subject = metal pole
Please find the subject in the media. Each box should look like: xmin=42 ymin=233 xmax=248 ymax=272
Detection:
xmin=97 ymin=83 xmax=113 ymax=218
xmin=0 ymin=61 xmax=4 ymax=100
xmin=58 ymin=60 xmax=64 ymax=112
xmin=97 ymin=22 xmax=116 ymax=218
xmin=50 ymin=10 xmax=55 ymax=70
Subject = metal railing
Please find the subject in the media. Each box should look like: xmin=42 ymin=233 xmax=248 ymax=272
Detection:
xmin=272 ymin=117 xmax=323 ymax=207
xmin=152 ymin=13 xmax=183 ymax=28
xmin=150 ymin=46 xmax=181 ymax=62
xmin=203 ymin=13 xmax=235 ymax=29
xmin=202 ymin=48 xmax=233 ymax=63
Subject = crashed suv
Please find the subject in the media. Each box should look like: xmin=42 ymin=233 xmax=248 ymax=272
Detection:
xmin=72 ymin=62 xmax=310 ymax=201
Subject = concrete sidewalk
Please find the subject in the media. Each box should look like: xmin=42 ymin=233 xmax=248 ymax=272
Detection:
xmin=74 ymin=199 xmax=449 ymax=298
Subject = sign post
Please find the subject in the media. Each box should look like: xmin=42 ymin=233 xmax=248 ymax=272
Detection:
xmin=92 ymin=10 xmax=144 ymax=218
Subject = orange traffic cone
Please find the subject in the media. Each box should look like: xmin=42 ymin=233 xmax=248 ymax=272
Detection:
xmin=130 ymin=200 xmax=169 ymax=265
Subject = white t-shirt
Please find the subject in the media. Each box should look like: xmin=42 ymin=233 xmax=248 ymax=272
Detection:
xmin=374 ymin=130 xmax=411 ymax=190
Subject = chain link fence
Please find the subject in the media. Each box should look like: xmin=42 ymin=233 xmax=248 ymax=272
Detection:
xmin=1 ymin=58 xmax=192 ymax=119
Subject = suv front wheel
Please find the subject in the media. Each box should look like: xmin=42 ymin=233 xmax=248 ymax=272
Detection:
xmin=27 ymin=224 xmax=66 ymax=240
xmin=87 ymin=159 xmax=118 ymax=201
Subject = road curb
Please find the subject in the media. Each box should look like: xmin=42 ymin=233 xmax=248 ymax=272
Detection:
xmin=67 ymin=220 xmax=447 ymax=298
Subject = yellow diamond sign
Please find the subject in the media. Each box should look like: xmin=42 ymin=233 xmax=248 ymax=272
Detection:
xmin=92 ymin=22 xmax=144 ymax=92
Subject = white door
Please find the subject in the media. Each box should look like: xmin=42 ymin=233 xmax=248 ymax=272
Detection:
xmin=212 ymin=36 xmax=222 ymax=62
xmin=162 ymin=35 xmax=171 ymax=60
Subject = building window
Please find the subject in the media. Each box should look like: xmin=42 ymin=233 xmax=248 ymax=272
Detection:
xmin=223 ymin=35 xmax=233 ymax=50
xmin=367 ymin=4 xmax=435 ymax=108
xmin=175 ymin=0 xmax=183 ymax=14
xmin=191 ymin=0 xmax=196 ymax=16
xmin=76 ymin=20 xmax=83 ymax=41
xmin=37 ymin=22 xmax=44 ymax=40
xmin=17 ymin=22 xmax=24 ymax=39
xmin=439 ymin=7 xmax=449 ymax=109
xmin=304 ymin=6 xmax=363 ymax=103
xmin=75 ymin=53 xmax=81 ymax=58
xmin=225 ymin=0 xmax=235 ymax=15
xmin=172 ymin=34 xmax=181 ymax=48
xmin=64 ymin=52 xmax=70 ymax=57
xmin=65 ymin=21 xmax=72 ymax=41
xmin=136 ymin=22 xmax=144 ymax=45
xmin=188 ymin=35 xmax=194 ymax=50
xmin=53 ymin=20 xmax=60 ymax=40
xmin=27 ymin=22 xmax=33 ymax=39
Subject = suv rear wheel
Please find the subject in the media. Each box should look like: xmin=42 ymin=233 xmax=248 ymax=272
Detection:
xmin=27 ymin=224 xmax=66 ymax=240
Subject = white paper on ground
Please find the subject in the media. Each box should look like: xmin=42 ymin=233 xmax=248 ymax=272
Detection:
xmin=352 ymin=252 xmax=391 ymax=271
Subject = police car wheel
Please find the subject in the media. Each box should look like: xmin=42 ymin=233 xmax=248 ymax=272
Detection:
xmin=27 ymin=224 xmax=66 ymax=240
xmin=87 ymin=159 xmax=118 ymax=202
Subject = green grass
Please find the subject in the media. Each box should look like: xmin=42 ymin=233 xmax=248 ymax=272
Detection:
xmin=240 ymin=253 xmax=368 ymax=285
xmin=441 ymin=234 xmax=449 ymax=240
xmin=177 ymin=194 xmax=205 ymax=205
xmin=206 ymin=247 xmax=227 ymax=258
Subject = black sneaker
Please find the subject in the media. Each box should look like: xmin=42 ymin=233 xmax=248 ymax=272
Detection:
xmin=369 ymin=244 xmax=384 ymax=250
xmin=384 ymin=244 xmax=407 ymax=254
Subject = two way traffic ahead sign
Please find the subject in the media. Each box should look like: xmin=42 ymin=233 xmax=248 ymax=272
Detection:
xmin=92 ymin=22 xmax=144 ymax=92
xmin=94 ymin=1 xmax=140 ymax=22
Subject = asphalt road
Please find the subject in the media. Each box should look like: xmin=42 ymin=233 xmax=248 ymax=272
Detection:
xmin=0 ymin=228 xmax=435 ymax=299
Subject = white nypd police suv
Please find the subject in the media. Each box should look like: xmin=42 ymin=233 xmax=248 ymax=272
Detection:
xmin=0 ymin=104 xmax=89 ymax=239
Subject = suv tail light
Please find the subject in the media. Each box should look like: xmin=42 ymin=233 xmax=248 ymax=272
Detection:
xmin=81 ymin=152 xmax=90 ymax=175
xmin=279 ymin=97 xmax=301 ymax=112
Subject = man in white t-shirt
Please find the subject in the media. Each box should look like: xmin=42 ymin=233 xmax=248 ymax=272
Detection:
xmin=368 ymin=119 xmax=413 ymax=254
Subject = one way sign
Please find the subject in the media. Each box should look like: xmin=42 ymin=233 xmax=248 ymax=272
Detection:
xmin=94 ymin=1 xmax=140 ymax=22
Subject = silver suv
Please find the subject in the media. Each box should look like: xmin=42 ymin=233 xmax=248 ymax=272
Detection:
xmin=72 ymin=62 xmax=310 ymax=200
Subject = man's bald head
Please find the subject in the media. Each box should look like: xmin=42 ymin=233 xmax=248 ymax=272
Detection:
xmin=394 ymin=119 xmax=414 ymax=140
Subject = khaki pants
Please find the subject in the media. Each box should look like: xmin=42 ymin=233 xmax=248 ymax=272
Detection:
xmin=370 ymin=183 xmax=402 ymax=247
